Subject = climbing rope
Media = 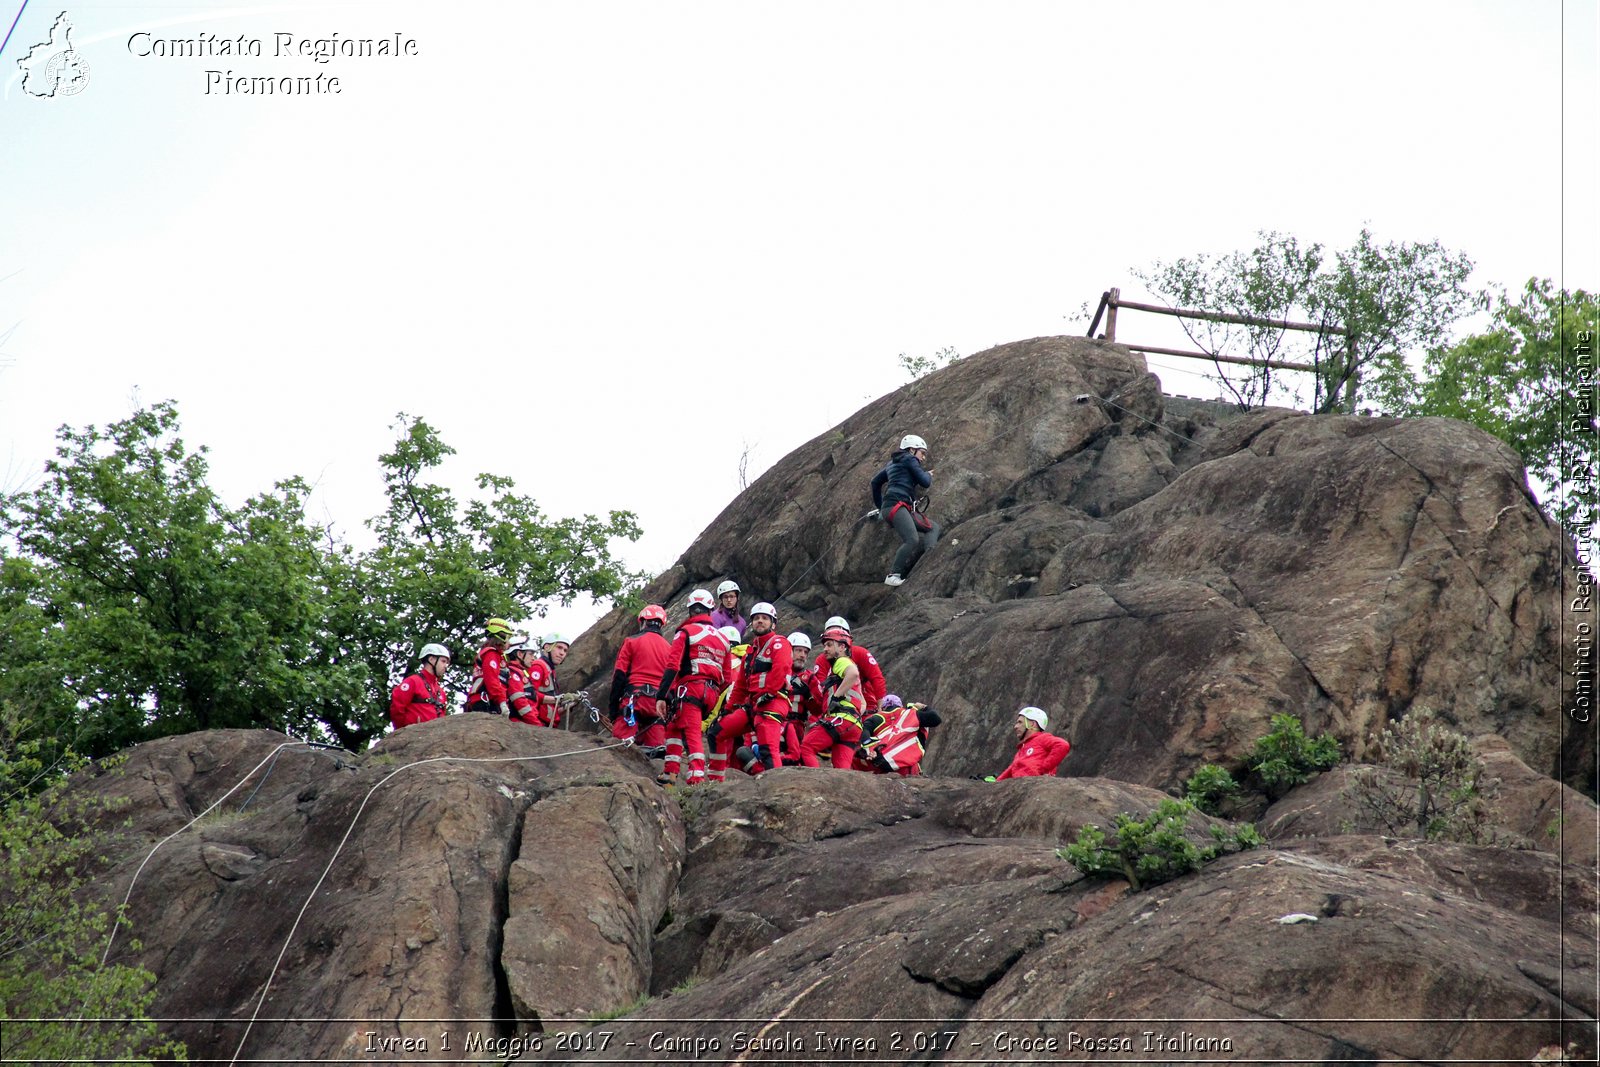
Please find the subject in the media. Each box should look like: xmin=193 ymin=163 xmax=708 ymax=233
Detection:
xmin=96 ymin=738 xmax=348 ymax=974
xmin=229 ymin=737 xmax=633 ymax=1065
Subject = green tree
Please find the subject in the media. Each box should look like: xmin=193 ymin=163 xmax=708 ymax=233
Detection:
xmin=0 ymin=729 xmax=186 ymax=1063
xmin=1 ymin=405 xmax=647 ymax=754
xmin=318 ymin=414 xmax=647 ymax=746
xmin=1132 ymin=229 xmax=1478 ymax=413
xmin=0 ymin=403 xmax=335 ymax=753
xmin=1406 ymin=278 xmax=1597 ymax=530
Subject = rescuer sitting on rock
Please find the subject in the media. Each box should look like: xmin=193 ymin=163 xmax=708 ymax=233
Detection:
xmin=819 ymin=616 xmax=887 ymax=712
xmin=857 ymin=694 xmax=941 ymax=776
xmin=994 ymin=706 xmax=1071 ymax=779
xmin=869 ymin=433 xmax=939 ymax=587
xmin=389 ymin=642 xmax=452 ymax=729
xmin=797 ymin=626 xmax=866 ymax=769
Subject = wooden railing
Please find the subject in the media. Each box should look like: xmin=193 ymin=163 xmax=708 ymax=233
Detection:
xmin=1086 ymin=287 xmax=1351 ymax=375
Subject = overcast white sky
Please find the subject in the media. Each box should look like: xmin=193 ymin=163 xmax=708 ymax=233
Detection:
xmin=2 ymin=0 xmax=1596 ymax=639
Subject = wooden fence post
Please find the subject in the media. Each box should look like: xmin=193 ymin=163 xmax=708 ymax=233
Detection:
xmin=1105 ymin=287 xmax=1120 ymax=342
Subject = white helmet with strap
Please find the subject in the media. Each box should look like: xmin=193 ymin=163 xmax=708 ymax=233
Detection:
xmin=900 ymin=434 xmax=927 ymax=451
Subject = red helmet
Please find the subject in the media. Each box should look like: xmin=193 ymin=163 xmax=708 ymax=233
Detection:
xmin=821 ymin=626 xmax=851 ymax=644
xmin=638 ymin=604 xmax=667 ymax=624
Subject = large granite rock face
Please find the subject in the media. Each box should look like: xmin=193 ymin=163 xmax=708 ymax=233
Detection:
xmin=563 ymin=335 xmax=1585 ymax=793
xmin=50 ymin=335 xmax=1595 ymax=1065
xmin=72 ymin=721 xmax=677 ymax=1062
xmin=69 ymin=730 xmax=1595 ymax=1064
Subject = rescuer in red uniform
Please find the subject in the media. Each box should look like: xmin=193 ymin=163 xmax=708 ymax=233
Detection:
xmin=713 ymin=602 xmax=792 ymax=776
xmin=390 ymin=642 xmax=452 ymax=729
xmin=653 ymin=589 xmax=730 ymax=785
xmin=465 ymin=618 xmax=516 ymax=714
xmin=782 ymin=632 xmax=823 ymax=765
xmin=857 ymin=695 xmax=942 ymax=776
xmin=822 ymin=615 xmax=887 ymax=712
xmin=799 ymin=626 xmax=866 ymax=768
xmin=524 ymin=634 xmax=571 ymax=727
xmin=996 ymin=706 xmax=1071 ymax=779
xmin=704 ymin=626 xmax=749 ymax=783
xmin=504 ymin=636 xmax=542 ymax=726
xmin=610 ymin=604 xmax=674 ymax=753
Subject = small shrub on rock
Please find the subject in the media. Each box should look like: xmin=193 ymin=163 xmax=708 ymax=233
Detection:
xmin=1250 ymin=714 xmax=1341 ymax=798
xmin=1184 ymin=763 xmax=1241 ymax=815
xmin=1059 ymin=798 xmax=1261 ymax=891
xmin=1351 ymin=712 xmax=1494 ymax=843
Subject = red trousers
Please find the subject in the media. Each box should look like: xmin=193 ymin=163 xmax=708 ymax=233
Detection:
xmin=712 ymin=706 xmax=784 ymax=773
xmin=611 ymin=695 xmax=667 ymax=747
xmin=662 ymin=679 xmax=714 ymax=783
xmin=801 ymin=717 xmax=863 ymax=769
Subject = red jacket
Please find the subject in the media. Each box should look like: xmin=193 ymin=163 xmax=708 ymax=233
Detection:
xmin=466 ymin=643 xmax=508 ymax=710
xmin=849 ymin=645 xmax=887 ymax=711
xmin=611 ymin=629 xmax=674 ymax=718
xmin=658 ymin=614 xmax=730 ymax=694
xmin=390 ymin=670 xmax=448 ymax=729
xmin=506 ymin=660 xmax=540 ymax=724
xmin=859 ymin=705 xmax=927 ymax=774
xmin=789 ymin=660 xmax=828 ymax=721
xmin=525 ymin=654 xmax=560 ymax=726
xmin=729 ymin=630 xmax=793 ymax=713
xmin=997 ymin=731 xmax=1070 ymax=779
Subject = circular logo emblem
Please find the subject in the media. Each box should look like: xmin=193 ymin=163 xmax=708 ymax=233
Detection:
xmin=43 ymin=50 xmax=90 ymax=96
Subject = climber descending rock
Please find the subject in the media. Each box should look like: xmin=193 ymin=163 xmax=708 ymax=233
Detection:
xmin=870 ymin=433 xmax=939 ymax=586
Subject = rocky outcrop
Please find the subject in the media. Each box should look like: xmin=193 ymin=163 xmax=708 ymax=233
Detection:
xmin=70 ymin=725 xmax=1594 ymax=1063
xmin=564 ymin=336 xmax=1586 ymax=796
xmin=54 ymin=336 xmax=1595 ymax=1064
xmin=73 ymin=720 xmax=675 ymax=1061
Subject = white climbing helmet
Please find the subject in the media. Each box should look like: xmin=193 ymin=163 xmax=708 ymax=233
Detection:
xmin=749 ymin=602 xmax=777 ymax=621
xmin=1018 ymin=706 xmax=1048 ymax=730
xmin=824 ymin=615 xmax=850 ymax=634
xmin=417 ymin=642 xmax=451 ymax=661
xmin=787 ymin=632 xmax=812 ymax=650
xmin=718 ymin=626 xmax=742 ymax=643
xmin=716 ymin=580 xmax=741 ymax=596
xmin=544 ymin=632 xmax=570 ymax=649
xmin=688 ymin=588 xmax=716 ymax=611
xmin=900 ymin=434 xmax=928 ymax=451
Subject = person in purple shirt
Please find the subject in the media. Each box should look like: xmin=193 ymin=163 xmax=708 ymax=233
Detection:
xmin=710 ymin=579 xmax=746 ymax=637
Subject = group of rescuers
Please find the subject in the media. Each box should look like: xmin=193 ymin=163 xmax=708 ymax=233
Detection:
xmin=388 ymin=433 xmax=1072 ymax=784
